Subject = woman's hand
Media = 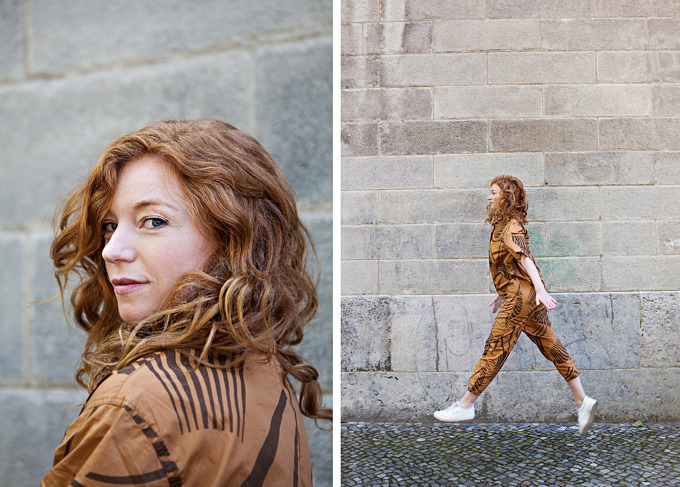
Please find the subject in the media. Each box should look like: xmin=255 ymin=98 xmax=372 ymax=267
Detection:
xmin=489 ymin=294 xmax=504 ymax=313
xmin=535 ymin=289 xmax=557 ymax=310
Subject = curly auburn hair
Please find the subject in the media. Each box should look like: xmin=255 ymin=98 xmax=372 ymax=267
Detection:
xmin=50 ymin=119 xmax=330 ymax=422
xmin=485 ymin=175 xmax=529 ymax=225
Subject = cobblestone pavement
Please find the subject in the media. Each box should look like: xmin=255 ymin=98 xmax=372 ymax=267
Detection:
xmin=342 ymin=422 xmax=679 ymax=486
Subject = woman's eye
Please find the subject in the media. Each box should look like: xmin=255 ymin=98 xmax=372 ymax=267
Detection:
xmin=102 ymin=222 xmax=117 ymax=233
xmin=142 ymin=217 xmax=167 ymax=229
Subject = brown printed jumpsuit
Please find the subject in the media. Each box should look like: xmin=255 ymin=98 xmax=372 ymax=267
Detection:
xmin=467 ymin=218 xmax=580 ymax=396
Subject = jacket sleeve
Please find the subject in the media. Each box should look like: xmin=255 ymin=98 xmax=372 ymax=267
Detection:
xmin=42 ymin=403 xmax=172 ymax=487
xmin=502 ymin=220 xmax=532 ymax=261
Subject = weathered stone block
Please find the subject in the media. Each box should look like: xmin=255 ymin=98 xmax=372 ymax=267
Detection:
xmin=545 ymin=85 xmax=651 ymax=117
xmin=434 ymin=153 xmax=544 ymax=188
xmin=526 ymin=187 xmax=600 ymax=221
xmin=652 ymin=84 xmax=680 ymax=117
xmin=489 ymin=52 xmax=595 ymax=84
xmin=526 ymin=223 xmax=547 ymax=258
xmin=341 ymin=371 xmax=457 ymax=421
xmin=341 ymin=122 xmax=379 ymax=156
xmin=30 ymin=0 xmax=331 ymax=75
xmin=381 ymin=53 xmax=486 ymax=86
xmin=597 ymin=52 xmax=651 ymax=83
xmin=487 ymin=0 xmax=592 ymax=18
xmin=341 ymin=190 xmax=378 ymax=224
xmin=651 ymin=52 xmax=680 ymax=82
xmin=655 ymin=152 xmax=680 ymax=185
xmin=544 ymin=222 xmax=601 ymax=257
xmin=640 ymin=292 xmax=680 ymax=367
xmin=342 ymin=88 xmax=432 ymax=121
xmin=601 ymin=186 xmax=680 ymax=219
xmin=490 ymin=119 xmax=598 ymax=152
xmin=542 ymin=19 xmax=646 ymax=51
xmin=0 ymin=234 xmax=26 ymax=383
xmin=256 ymin=38 xmax=332 ymax=209
xmin=658 ymin=221 xmax=680 ymax=255
xmin=602 ymin=256 xmax=680 ymax=291
xmin=602 ymin=221 xmax=656 ymax=256
xmin=434 ymin=223 xmax=489 ymax=259
xmin=403 ymin=0 xmax=485 ymax=20
xmin=364 ymin=22 xmax=432 ymax=54
xmin=341 ymin=260 xmax=379 ymax=295
xmin=594 ymin=0 xmax=680 ymax=17
xmin=433 ymin=20 xmax=539 ymax=52
xmin=601 ymin=118 xmax=680 ymax=150
xmin=0 ymin=0 xmax=23 ymax=80
xmin=342 ymin=155 xmax=433 ymax=190
xmin=381 ymin=121 xmax=488 ymax=155
xmin=536 ymin=257 xmax=602 ymax=292
xmin=390 ymin=296 xmax=438 ymax=371
xmin=341 ymin=296 xmax=391 ymax=371
xmin=342 ymin=0 xmax=379 ymax=22
xmin=379 ymin=259 xmax=489 ymax=294
xmin=435 ymin=85 xmax=542 ymax=118
xmin=342 ymin=224 xmax=433 ymax=259
xmin=0 ymin=388 xmax=86 ymax=486
xmin=341 ymin=55 xmax=379 ymax=88
xmin=341 ymin=23 xmax=362 ymax=55
xmin=379 ymin=189 xmax=487 ymax=224
xmin=545 ymin=152 xmax=654 ymax=186
xmin=649 ymin=18 xmax=680 ymax=49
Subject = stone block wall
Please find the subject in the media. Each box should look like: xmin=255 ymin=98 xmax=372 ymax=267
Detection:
xmin=0 ymin=2 xmax=332 ymax=485
xmin=341 ymin=0 xmax=680 ymax=423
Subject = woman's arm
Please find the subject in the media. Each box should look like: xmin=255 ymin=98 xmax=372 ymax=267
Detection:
xmin=520 ymin=254 xmax=557 ymax=310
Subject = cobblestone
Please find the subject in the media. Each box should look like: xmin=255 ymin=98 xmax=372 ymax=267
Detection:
xmin=342 ymin=422 xmax=680 ymax=486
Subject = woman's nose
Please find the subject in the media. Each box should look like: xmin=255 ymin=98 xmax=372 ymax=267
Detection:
xmin=102 ymin=226 xmax=136 ymax=263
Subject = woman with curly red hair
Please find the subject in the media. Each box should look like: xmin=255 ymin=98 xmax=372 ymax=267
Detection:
xmin=42 ymin=119 xmax=330 ymax=486
xmin=434 ymin=175 xmax=597 ymax=435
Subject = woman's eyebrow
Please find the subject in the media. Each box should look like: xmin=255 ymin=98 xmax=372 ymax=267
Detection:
xmin=133 ymin=199 xmax=181 ymax=212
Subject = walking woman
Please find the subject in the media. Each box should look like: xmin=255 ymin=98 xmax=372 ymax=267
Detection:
xmin=42 ymin=119 xmax=330 ymax=486
xmin=434 ymin=175 xmax=597 ymax=435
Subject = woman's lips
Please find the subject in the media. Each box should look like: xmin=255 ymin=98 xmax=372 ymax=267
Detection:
xmin=111 ymin=278 xmax=147 ymax=294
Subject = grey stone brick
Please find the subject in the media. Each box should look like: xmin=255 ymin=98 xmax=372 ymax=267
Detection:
xmin=597 ymin=52 xmax=651 ymax=83
xmin=341 ymin=88 xmax=432 ymax=121
xmin=381 ymin=53 xmax=486 ymax=86
xmin=342 ymin=0 xmax=380 ymax=22
xmin=658 ymin=221 xmax=680 ymax=255
xmin=342 ymin=190 xmax=378 ymax=224
xmin=649 ymin=18 xmax=680 ymax=49
xmin=602 ymin=221 xmax=656 ymax=256
xmin=545 ymin=85 xmax=651 ymax=117
xmin=544 ymin=222 xmax=601 ymax=257
xmin=435 ymin=85 xmax=542 ymax=118
xmin=602 ymin=256 xmax=680 ymax=291
xmin=390 ymin=296 xmax=438 ymax=371
xmin=403 ymin=0 xmax=485 ymax=20
xmin=652 ymin=84 xmax=680 ymax=117
xmin=341 ymin=296 xmax=391 ymax=371
xmin=526 ymin=187 xmax=600 ymax=221
xmin=655 ymin=152 xmax=680 ymax=185
xmin=341 ymin=55 xmax=379 ymax=89
xmin=342 ymin=155 xmax=433 ymax=190
xmin=341 ymin=259 xmax=379 ymax=295
xmin=341 ymin=23 xmax=362 ymax=55
xmin=640 ymin=292 xmax=680 ymax=367
xmin=256 ymin=38 xmax=332 ymax=210
xmin=341 ymin=122 xmax=379 ymax=156
xmin=434 ymin=153 xmax=544 ymax=188
xmin=594 ymin=0 xmax=680 ymax=17
xmin=30 ymin=0 xmax=331 ymax=75
xmin=536 ymin=257 xmax=601 ymax=292
xmin=433 ymin=20 xmax=540 ymax=52
xmin=364 ymin=22 xmax=432 ymax=54
xmin=489 ymin=52 xmax=595 ymax=84
xmin=0 ymin=388 xmax=87 ymax=486
xmin=341 ymin=371 xmax=457 ymax=421
xmin=0 ymin=0 xmax=23 ymax=80
xmin=0 ymin=234 xmax=26 ymax=383
xmin=434 ymin=223 xmax=489 ymax=258
xmin=381 ymin=120 xmax=488 ymax=155
xmin=342 ymin=224 xmax=433 ymax=259
xmin=490 ymin=119 xmax=598 ymax=152
xmin=542 ymin=19 xmax=647 ymax=51
xmin=487 ymin=0 xmax=592 ymax=18
xmin=601 ymin=186 xmax=680 ymax=220
xmin=379 ymin=189 xmax=487 ymax=224
xmin=600 ymin=118 xmax=680 ymax=151
xmin=379 ymin=259 xmax=489 ymax=294
xmin=651 ymin=52 xmax=680 ymax=82
xmin=545 ymin=152 xmax=654 ymax=186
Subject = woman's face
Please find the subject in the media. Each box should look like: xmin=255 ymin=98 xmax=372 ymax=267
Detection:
xmin=488 ymin=183 xmax=502 ymax=209
xmin=101 ymin=156 xmax=216 ymax=322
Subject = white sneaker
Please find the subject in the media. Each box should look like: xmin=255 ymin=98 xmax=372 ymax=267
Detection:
xmin=433 ymin=401 xmax=475 ymax=422
xmin=578 ymin=396 xmax=598 ymax=435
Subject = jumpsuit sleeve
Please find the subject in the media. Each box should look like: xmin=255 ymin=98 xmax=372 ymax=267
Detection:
xmin=42 ymin=403 xmax=170 ymax=487
xmin=502 ymin=220 xmax=532 ymax=261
